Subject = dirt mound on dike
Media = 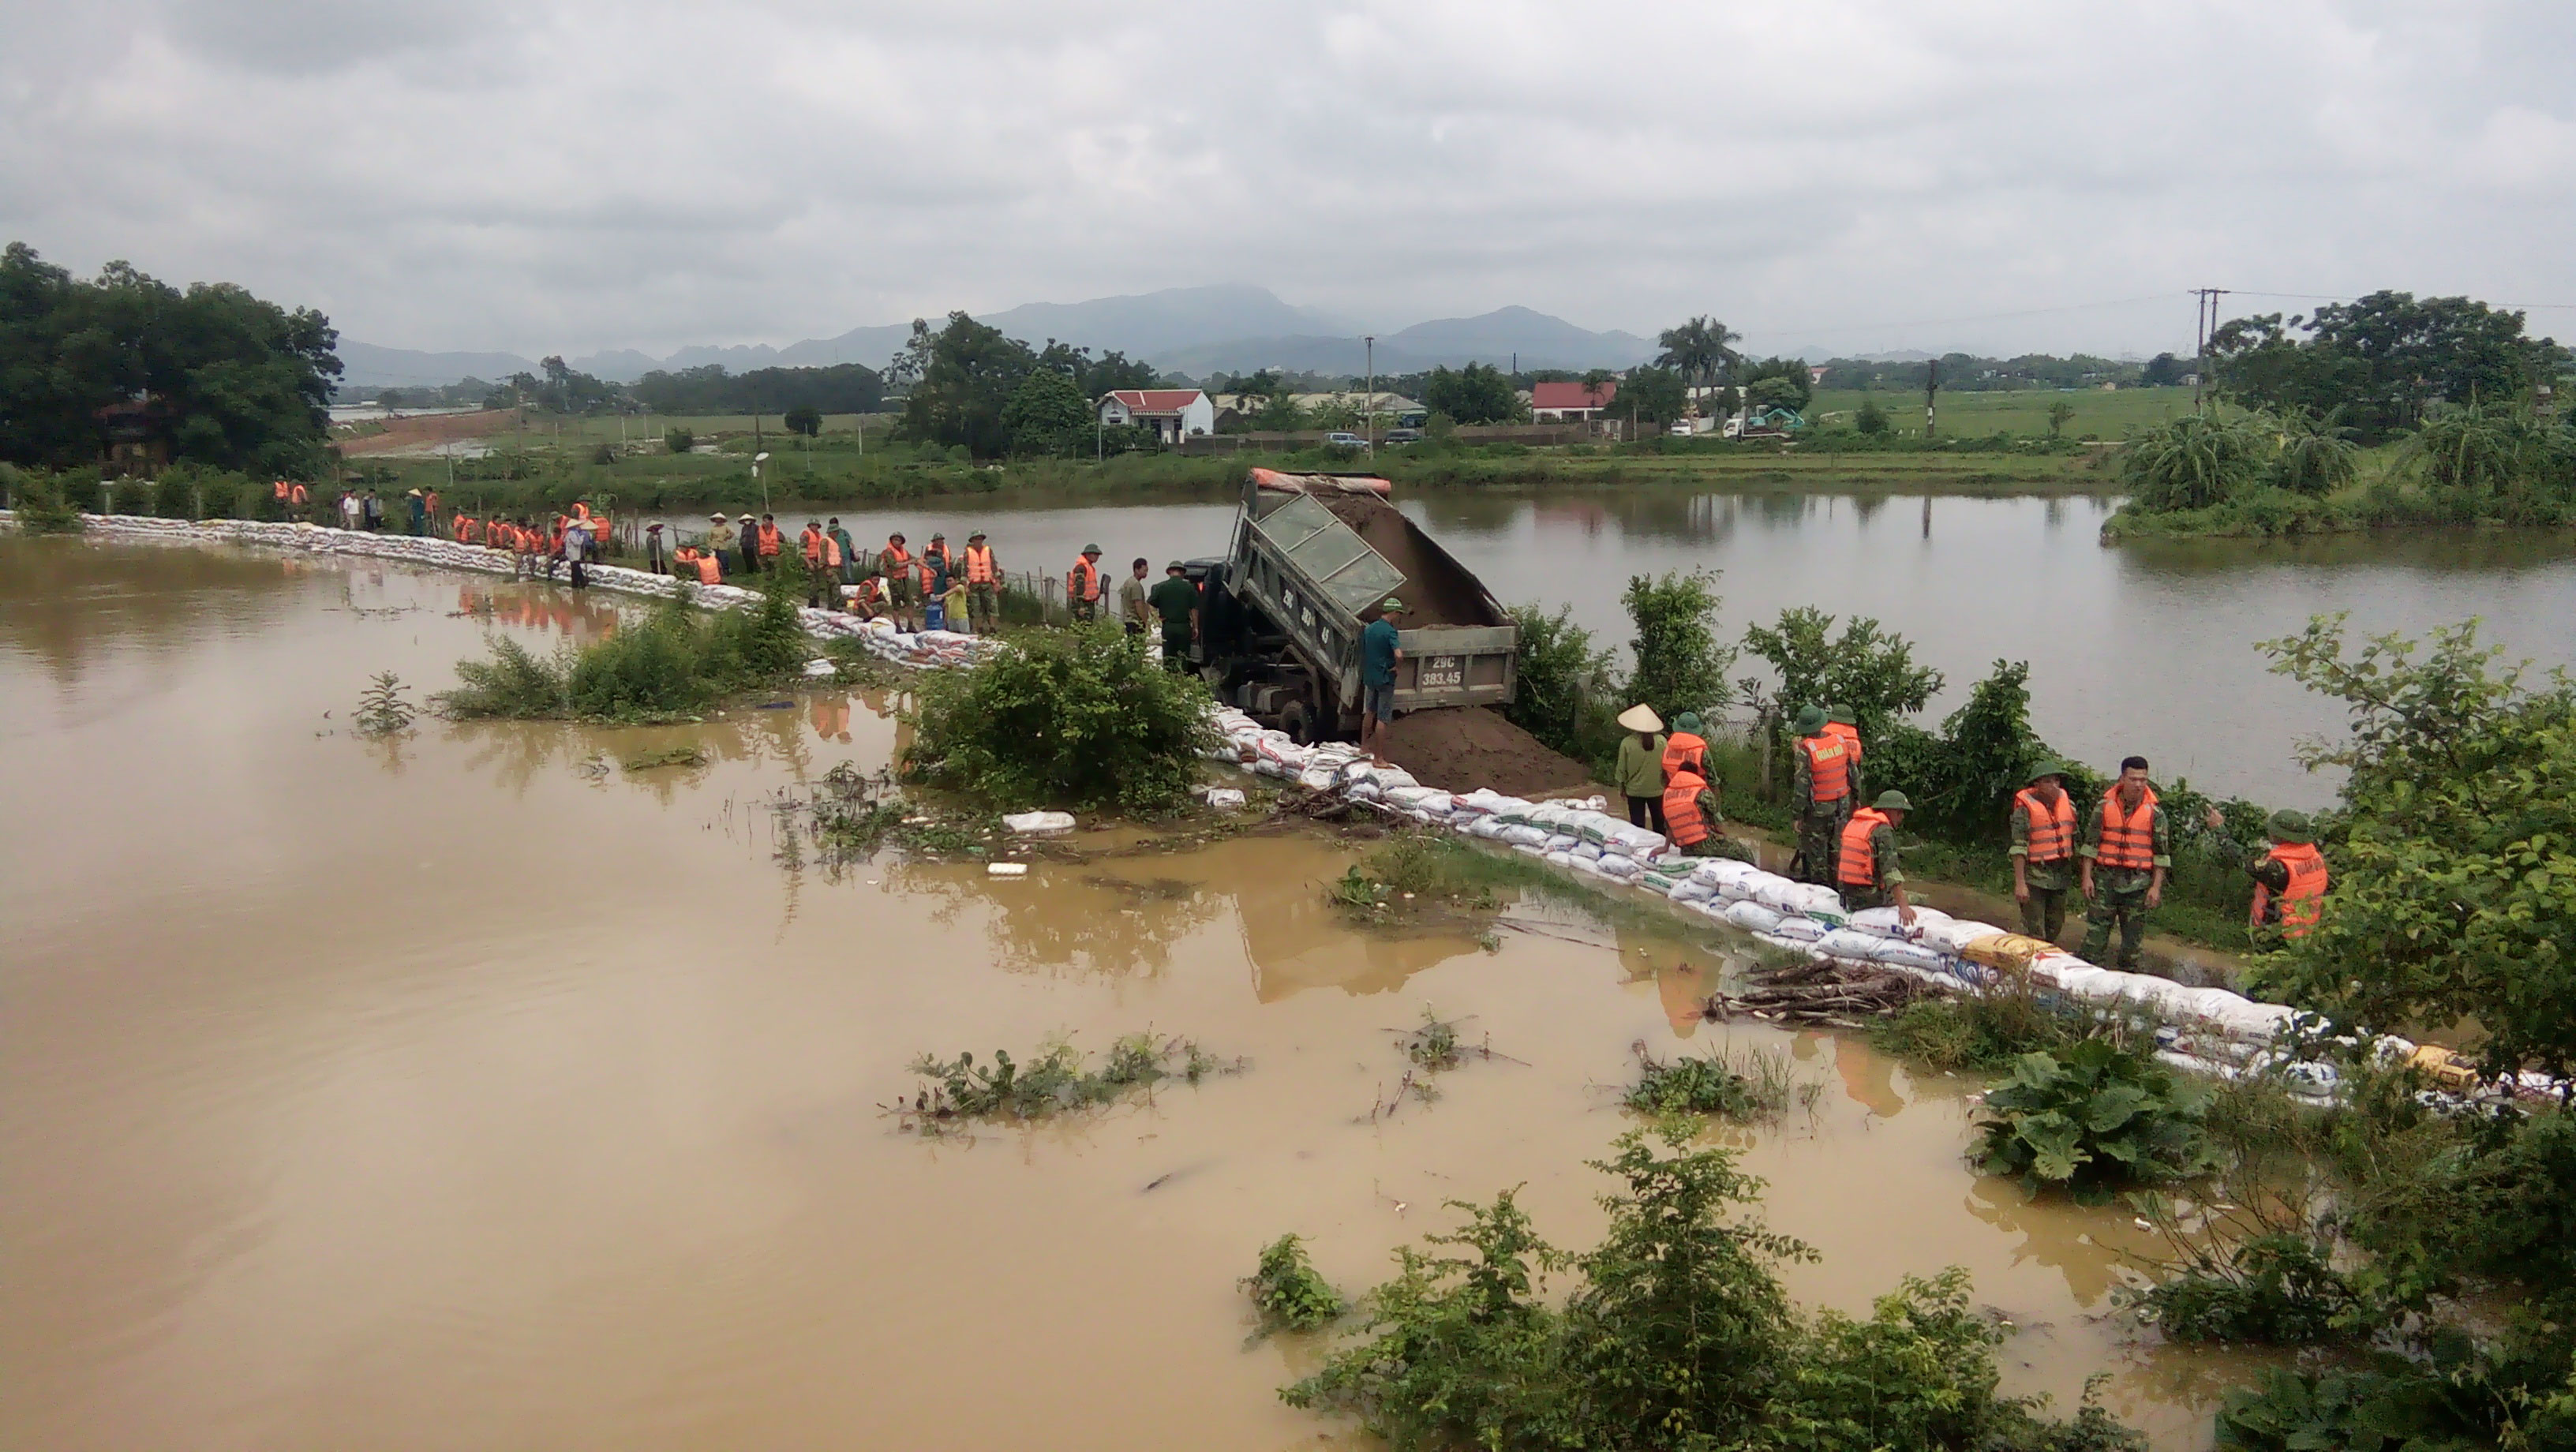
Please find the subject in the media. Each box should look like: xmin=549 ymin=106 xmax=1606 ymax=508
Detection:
xmin=1380 ymin=707 xmax=1600 ymax=801
xmin=1317 ymin=492 xmax=1495 ymax=628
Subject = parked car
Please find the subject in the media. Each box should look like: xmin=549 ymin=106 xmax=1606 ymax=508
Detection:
xmin=1381 ymin=428 xmax=1423 ymax=445
xmin=1324 ymin=432 xmax=1366 ymax=448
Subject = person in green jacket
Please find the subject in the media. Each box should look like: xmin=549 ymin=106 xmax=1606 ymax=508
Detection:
xmin=1147 ymin=562 xmax=1199 ymax=673
xmin=1614 ymin=703 xmax=1668 ymax=833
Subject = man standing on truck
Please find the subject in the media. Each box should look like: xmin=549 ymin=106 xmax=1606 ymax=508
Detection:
xmin=1149 ymin=562 xmax=1198 ymax=673
xmin=1361 ymin=597 xmax=1406 ymax=760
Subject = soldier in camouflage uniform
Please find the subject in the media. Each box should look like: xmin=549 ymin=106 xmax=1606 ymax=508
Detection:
xmin=2009 ymin=760 xmax=2080 ymax=944
xmin=1836 ymin=790 xmax=1917 ymax=922
xmin=2079 ymin=756 xmax=2170 ymax=969
xmin=1788 ymin=704 xmax=1855 ymax=885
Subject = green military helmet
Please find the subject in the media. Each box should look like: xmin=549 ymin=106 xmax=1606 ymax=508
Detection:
xmin=1792 ymin=704 xmax=1827 ymax=735
xmin=1674 ymin=710 xmax=1705 ymax=735
xmin=2267 ymin=810 xmax=2314 ymax=844
xmin=1828 ymin=706 xmax=1856 ymax=724
xmin=2026 ymin=758 xmax=2066 ymax=784
xmin=1082 ymin=542 xmax=1103 ymax=555
xmin=1874 ymin=790 xmax=1913 ymax=812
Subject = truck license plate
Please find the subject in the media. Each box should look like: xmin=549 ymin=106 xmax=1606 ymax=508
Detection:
xmin=1417 ymin=655 xmax=1463 ymax=688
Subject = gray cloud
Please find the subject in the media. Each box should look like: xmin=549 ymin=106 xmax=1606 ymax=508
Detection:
xmin=4 ymin=0 xmax=2568 ymax=359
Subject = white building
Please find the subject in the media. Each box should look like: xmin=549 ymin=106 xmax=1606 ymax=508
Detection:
xmin=1097 ymin=389 xmax=1217 ymax=443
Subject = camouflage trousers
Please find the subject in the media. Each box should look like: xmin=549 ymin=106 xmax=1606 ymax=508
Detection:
xmin=2019 ymin=885 xmax=2071 ymax=945
xmin=2080 ymin=883 xmax=2151 ymax=968
xmin=1795 ymin=799 xmax=1851 ymax=885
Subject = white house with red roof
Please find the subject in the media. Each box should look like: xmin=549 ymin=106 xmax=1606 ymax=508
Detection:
xmin=1529 ymin=380 xmax=1618 ymax=421
xmin=1096 ymin=388 xmax=1216 ymax=443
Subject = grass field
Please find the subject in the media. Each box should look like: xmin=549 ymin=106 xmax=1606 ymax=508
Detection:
xmin=1806 ymin=384 xmax=2196 ymax=440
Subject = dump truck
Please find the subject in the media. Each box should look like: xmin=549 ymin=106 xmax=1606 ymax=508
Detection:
xmin=1191 ymin=468 xmax=1518 ymax=743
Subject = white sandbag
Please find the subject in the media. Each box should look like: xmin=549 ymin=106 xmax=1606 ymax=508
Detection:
xmin=1594 ymin=853 xmax=1644 ymax=879
xmin=1002 ymin=810 xmax=1076 ymax=835
xmin=1568 ymin=841 xmax=1602 ymax=861
xmin=1637 ymin=874 xmax=1676 ymax=896
xmin=1690 ymin=859 xmax=1765 ymax=895
xmin=1346 ymin=783 xmax=1383 ymax=802
xmin=1916 ymin=919 xmax=2010 ymax=955
xmin=1297 ymin=765 xmax=1341 ymax=791
xmin=1722 ymin=900 xmax=1784 ymax=934
xmin=1766 ymin=915 xmax=1828 ymax=943
xmin=1773 ymin=882 xmax=1844 ymax=919
xmin=1455 ymin=788 xmax=1526 ymax=817
xmin=1203 ymin=788 xmax=1246 ymax=810
xmin=1815 ymin=929 xmax=1889 ymax=963
xmin=1511 ymin=843 xmax=1548 ymax=858
xmin=1873 ymin=939 xmax=1957 ymax=975
xmin=1500 ymin=825 xmax=1550 ymax=848
xmin=1670 ymin=879 xmax=1716 ymax=904
xmin=1466 ymin=817 xmax=1511 ymax=840
xmin=1383 ymin=786 xmax=1450 ymax=813
xmin=1544 ymin=850 xmax=1579 ymax=869
xmin=1541 ymin=833 xmax=1580 ymax=853
xmin=1603 ymin=824 xmax=1668 ymax=856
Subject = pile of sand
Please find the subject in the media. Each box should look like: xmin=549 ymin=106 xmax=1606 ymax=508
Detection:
xmin=1380 ymin=706 xmax=1598 ymax=800
xmin=1317 ymin=493 xmax=1496 ymax=628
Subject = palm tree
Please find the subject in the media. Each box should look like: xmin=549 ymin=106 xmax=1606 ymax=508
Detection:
xmin=2272 ymin=409 xmax=2360 ymax=496
xmin=1655 ymin=316 xmax=1744 ymax=394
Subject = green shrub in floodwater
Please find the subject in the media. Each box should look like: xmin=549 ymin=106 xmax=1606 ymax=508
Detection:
xmin=1624 ymin=1043 xmax=1805 ymax=1123
xmin=894 ymin=1033 xmax=1239 ymax=1135
xmin=1242 ymin=1234 xmax=1345 ymax=1335
xmin=903 ymin=623 xmax=1217 ymax=813
xmin=354 ymin=671 xmax=416 ymax=736
xmin=439 ymin=634 xmax=571 ymax=717
xmin=1869 ymin=980 xmax=2084 ymax=1075
xmin=6 ymin=466 xmax=85 ymax=533
xmin=2132 ymin=1231 xmax=2364 ymax=1345
xmin=1974 ymin=1039 xmax=2215 ymax=1204
xmin=1286 ymin=1127 xmax=2144 ymax=1452
xmin=436 ymin=588 xmax=811 ymax=723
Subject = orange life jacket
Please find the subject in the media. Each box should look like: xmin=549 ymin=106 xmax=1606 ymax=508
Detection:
xmin=1799 ymin=732 xmax=1850 ymax=803
xmin=882 ymin=542 xmax=912 ymax=576
xmin=1069 ymin=556 xmax=1101 ymax=601
xmin=694 ymin=552 xmax=722 ymax=586
xmin=964 ymin=544 xmax=995 ymax=583
xmin=290 ymin=483 xmax=308 ymax=505
xmin=2094 ymin=787 xmax=2161 ymax=871
xmin=1662 ymin=768 xmax=1712 ymax=848
xmin=1661 ymin=732 xmax=1707 ymax=780
xmin=272 ymin=480 xmax=290 ymax=500
xmin=2013 ymin=787 xmax=2077 ymax=863
xmin=2251 ymin=842 xmax=2328 ymax=937
xmin=800 ymin=528 xmax=824 ymax=565
xmin=917 ymin=560 xmax=937 ymax=593
xmin=1837 ymin=807 xmax=1891 ymax=887
xmin=1826 ymin=720 xmax=1863 ymax=765
xmin=451 ymin=515 xmax=474 ymax=542
xmin=757 ymin=524 xmax=782 ymax=556
xmin=823 ymin=536 xmax=842 ymax=569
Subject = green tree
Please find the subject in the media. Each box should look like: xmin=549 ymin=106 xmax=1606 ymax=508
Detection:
xmin=1506 ymin=602 xmax=1620 ymax=763
xmin=893 ymin=312 xmax=1038 ymax=458
xmin=904 ymin=624 xmax=1218 ymax=811
xmin=2247 ymin=616 xmax=2576 ymax=1076
xmin=1734 ymin=356 xmax=1814 ymax=412
xmin=1619 ymin=365 xmax=1690 ymax=430
xmin=1854 ymin=399 xmax=1890 ymax=436
xmin=1421 ymin=362 xmax=1522 ymax=425
xmin=0 ymin=242 xmax=341 ymax=475
xmin=1621 ymin=568 xmax=1735 ymax=722
xmin=2046 ymin=399 xmax=2076 ymax=439
xmin=2270 ymin=410 xmax=2359 ymax=496
xmin=1739 ymin=606 xmax=1942 ymax=747
xmin=1000 ymin=366 xmax=1090 ymax=455
xmin=1653 ymin=315 xmax=1743 ymax=391
xmin=1250 ymin=391 xmax=1309 ymax=432
xmin=2210 ymin=292 xmax=2568 ymax=444
xmin=2140 ymin=352 xmax=2186 ymax=387
xmin=782 ymin=405 xmax=822 ymax=437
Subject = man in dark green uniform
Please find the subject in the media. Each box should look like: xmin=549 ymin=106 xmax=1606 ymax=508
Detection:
xmin=1789 ymin=704 xmax=1851 ymax=885
xmin=2079 ymin=756 xmax=2170 ymax=968
xmin=1147 ymin=562 xmax=1198 ymax=673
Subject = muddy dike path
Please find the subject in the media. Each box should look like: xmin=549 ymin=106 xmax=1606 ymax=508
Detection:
xmin=1 ymin=533 xmax=2267 ymax=1451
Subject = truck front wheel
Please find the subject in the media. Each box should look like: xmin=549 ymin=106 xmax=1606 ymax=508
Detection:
xmin=1279 ymin=698 xmax=1315 ymax=746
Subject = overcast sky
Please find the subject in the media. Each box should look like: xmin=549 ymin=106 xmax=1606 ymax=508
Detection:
xmin=6 ymin=1 xmax=2570 ymax=360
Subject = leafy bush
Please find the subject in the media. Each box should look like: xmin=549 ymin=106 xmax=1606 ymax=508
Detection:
xmin=1506 ymin=601 xmax=1620 ymax=764
xmin=1620 ymin=567 xmax=1736 ymax=722
xmin=4 ymin=466 xmax=84 ymax=533
xmin=1286 ymin=1129 xmax=2143 ymax=1451
xmin=2136 ymin=1232 xmax=2363 ymax=1344
xmin=897 ymin=1033 xmax=1233 ymax=1133
xmin=437 ymin=634 xmax=571 ymax=717
xmin=1854 ymin=399 xmax=1890 ymax=436
xmin=438 ymin=589 xmax=809 ymax=722
xmin=904 ymin=624 xmax=1217 ymax=812
xmin=2268 ymin=412 xmax=2359 ymax=496
xmin=665 ymin=426 xmax=695 ymax=454
xmin=2121 ymin=414 xmax=2272 ymax=511
xmin=1243 ymin=1234 xmax=1345 ymax=1334
xmin=1975 ymin=1041 xmax=2214 ymax=1203
xmin=1740 ymin=605 xmax=1943 ymax=750
xmin=354 ymin=671 xmax=416 ymax=736
xmin=1624 ymin=1045 xmax=1800 ymax=1121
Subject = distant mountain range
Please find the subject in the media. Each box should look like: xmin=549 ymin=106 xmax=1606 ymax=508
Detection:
xmin=334 ymin=286 xmax=1658 ymax=390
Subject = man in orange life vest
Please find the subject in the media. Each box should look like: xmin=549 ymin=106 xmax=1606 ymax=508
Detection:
xmin=960 ymin=531 xmax=1000 ymax=634
xmin=1661 ymin=750 xmax=1753 ymax=861
xmin=1837 ymin=789 xmax=1917 ymax=925
xmin=877 ymin=533 xmax=919 ymax=631
xmin=2080 ymin=755 xmax=2171 ymax=969
xmin=2202 ymin=806 xmax=2330 ymax=942
xmin=1789 ymin=705 xmax=1855 ymax=885
xmin=1066 ymin=543 xmax=1105 ymax=623
xmin=2009 ymin=759 xmax=2080 ymax=944
xmin=1825 ymin=706 xmax=1865 ymax=800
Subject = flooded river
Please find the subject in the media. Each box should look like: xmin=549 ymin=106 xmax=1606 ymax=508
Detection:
xmin=659 ymin=488 xmax=2576 ymax=806
xmin=0 ymin=535 xmax=2275 ymax=1450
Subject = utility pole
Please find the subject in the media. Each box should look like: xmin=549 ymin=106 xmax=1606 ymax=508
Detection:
xmin=1923 ymin=358 xmax=1939 ymax=439
xmin=1364 ymin=335 xmax=1376 ymax=451
xmin=2190 ymin=288 xmax=2230 ymax=415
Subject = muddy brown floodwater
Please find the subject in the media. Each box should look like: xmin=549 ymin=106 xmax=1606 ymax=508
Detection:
xmin=2 ymin=535 xmax=2267 ymax=1451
